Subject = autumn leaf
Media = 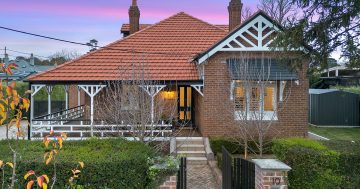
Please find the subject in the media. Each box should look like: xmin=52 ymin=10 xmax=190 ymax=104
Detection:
xmin=0 ymin=103 xmax=4 ymax=111
xmin=50 ymin=130 xmax=54 ymax=135
xmin=79 ymin=162 xmax=85 ymax=169
xmin=9 ymin=101 xmax=15 ymax=110
xmin=6 ymin=86 xmax=12 ymax=96
xmin=0 ymin=160 xmax=3 ymax=167
xmin=26 ymin=180 xmax=34 ymax=189
xmin=42 ymin=174 xmax=49 ymax=183
xmin=57 ymin=136 xmax=63 ymax=149
xmin=45 ymin=152 xmax=53 ymax=165
xmin=6 ymin=162 xmax=13 ymax=168
xmin=42 ymin=182 xmax=48 ymax=189
xmin=37 ymin=176 xmax=44 ymax=187
xmin=24 ymin=170 xmax=35 ymax=180
xmin=71 ymin=169 xmax=81 ymax=176
xmin=22 ymin=98 xmax=30 ymax=112
xmin=61 ymin=132 xmax=67 ymax=140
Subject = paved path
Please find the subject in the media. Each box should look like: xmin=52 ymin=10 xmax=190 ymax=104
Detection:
xmin=187 ymin=164 xmax=219 ymax=189
xmin=0 ymin=121 xmax=28 ymax=140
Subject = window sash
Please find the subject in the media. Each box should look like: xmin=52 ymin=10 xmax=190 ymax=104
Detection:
xmin=233 ymin=81 xmax=277 ymax=121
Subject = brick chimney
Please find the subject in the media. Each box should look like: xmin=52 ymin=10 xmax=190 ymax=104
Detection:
xmin=129 ymin=0 xmax=140 ymax=35
xmin=228 ymin=0 xmax=243 ymax=31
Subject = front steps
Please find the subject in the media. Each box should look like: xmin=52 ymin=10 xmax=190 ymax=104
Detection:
xmin=175 ymin=137 xmax=208 ymax=165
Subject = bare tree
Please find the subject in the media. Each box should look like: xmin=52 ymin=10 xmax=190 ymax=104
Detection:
xmin=95 ymin=59 xmax=186 ymax=144
xmin=48 ymin=50 xmax=81 ymax=65
xmin=242 ymin=5 xmax=255 ymax=21
xmin=228 ymin=52 xmax=294 ymax=157
xmin=258 ymin=0 xmax=296 ymax=25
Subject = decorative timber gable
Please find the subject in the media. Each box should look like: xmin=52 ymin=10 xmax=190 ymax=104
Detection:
xmin=197 ymin=11 xmax=282 ymax=64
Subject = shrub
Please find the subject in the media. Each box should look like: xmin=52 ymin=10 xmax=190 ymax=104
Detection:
xmin=209 ymin=137 xmax=273 ymax=155
xmin=323 ymin=140 xmax=360 ymax=188
xmin=272 ymin=138 xmax=343 ymax=189
xmin=0 ymin=138 xmax=166 ymax=189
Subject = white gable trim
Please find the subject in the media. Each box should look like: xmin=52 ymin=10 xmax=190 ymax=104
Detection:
xmin=198 ymin=14 xmax=281 ymax=64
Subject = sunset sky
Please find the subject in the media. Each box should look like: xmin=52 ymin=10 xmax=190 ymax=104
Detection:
xmin=0 ymin=0 xmax=260 ymax=59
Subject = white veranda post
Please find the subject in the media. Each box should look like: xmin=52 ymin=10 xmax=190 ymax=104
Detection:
xmin=140 ymin=85 xmax=166 ymax=124
xmin=63 ymin=85 xmax=70 ymax=110
xmin=45 ymin=85 xmax=53 ymax=115
xmin=78 ymin=85 xmax=106 ymax=125
xmin=30 ymin=84 xmax=45 ymax=139
xmin=77 ymin=87 xmax=81 ymax=107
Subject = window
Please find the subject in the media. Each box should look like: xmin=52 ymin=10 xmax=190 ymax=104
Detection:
xmin=233 ymin=81 xmax=277 ymax=120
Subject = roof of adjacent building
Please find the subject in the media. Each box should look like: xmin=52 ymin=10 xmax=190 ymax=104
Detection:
xmin=28 ymin=12 xmax=228 ymax=82
xmin=309 ymin=89 xmax=339 ymax=94
xmin=0 ymin=59 xmax=54 ymax=80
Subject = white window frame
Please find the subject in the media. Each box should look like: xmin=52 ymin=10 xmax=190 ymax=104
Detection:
xmin=233 ymin=81 xmax=278 ymax=121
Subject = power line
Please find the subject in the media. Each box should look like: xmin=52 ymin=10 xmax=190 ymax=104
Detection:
xmin=0 ymin=48 xmax=50 ymax=59
xmin=0 ymin=26 xmax=195 ymax=57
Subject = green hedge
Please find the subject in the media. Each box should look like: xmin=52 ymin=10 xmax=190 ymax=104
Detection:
xmin=273 ymin=138 xmax=360 ymax=189
xmin=323 ymin=140 xmax=360 ymax=188
xmin=0 ymin=138 xmax=161 ymax=189
xmin=209 ymin=137 xmax=273 ymax=155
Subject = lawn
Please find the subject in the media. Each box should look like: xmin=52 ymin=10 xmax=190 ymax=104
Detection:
xmin=309 ymin=125 xmax=360 ymax=141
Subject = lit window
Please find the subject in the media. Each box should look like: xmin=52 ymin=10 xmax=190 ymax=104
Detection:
xmin=233 ymin=81 xmax=277 ymax=120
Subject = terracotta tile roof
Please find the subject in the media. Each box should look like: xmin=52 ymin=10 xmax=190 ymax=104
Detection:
xmin=121 ymin=24 xmax=228 ymax=33
xmin=120 ymin=24 xmax=152 ymax=33
xmin=28 ymin=12 xmax=227 ymax=82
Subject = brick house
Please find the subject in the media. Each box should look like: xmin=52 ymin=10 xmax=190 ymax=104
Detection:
xmin=26 ymin=0 xmax=308 ymax=139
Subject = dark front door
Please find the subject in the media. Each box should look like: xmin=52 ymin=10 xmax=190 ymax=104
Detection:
xmin=178 ymin=86 xmax=192 ymax=125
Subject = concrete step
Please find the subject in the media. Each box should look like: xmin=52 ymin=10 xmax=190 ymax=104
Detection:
xmin=176 ymin=144 xmax=205 ymax=151
xmin=176 ymin=137 xmax=204 ymax=145
xmin=187 ymin=157 xmax=208 ymax=165
xmin=177 ymin=151 xmax=206 ymax=157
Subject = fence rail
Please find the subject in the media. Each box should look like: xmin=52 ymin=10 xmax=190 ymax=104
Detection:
xmin=32 ymin=120 xmax=173 ymax=139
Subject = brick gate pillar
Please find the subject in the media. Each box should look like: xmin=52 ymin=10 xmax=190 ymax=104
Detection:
xmin=252 ymin=159 xmax=291 ymax=189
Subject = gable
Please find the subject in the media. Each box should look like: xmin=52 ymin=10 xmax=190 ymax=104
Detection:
xmin=197 ymin=12 xmax=281 ymax=64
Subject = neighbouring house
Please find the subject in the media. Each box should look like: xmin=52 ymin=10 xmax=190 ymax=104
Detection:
xmin=1 ymin=53 xmax=54 ymax=81
xmin=26 ymin=0 xmax=309 ymax=140
xmin=315 ymin=65 xmax=360 ymax=88
xmin=309 ymin=89 xmax=359 ymax=127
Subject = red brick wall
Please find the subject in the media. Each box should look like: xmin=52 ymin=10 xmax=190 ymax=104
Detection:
xmin=199 ymin=51 xmax=309 ymax=138
xmin=68 ymin=85 xmax=86 ymax=108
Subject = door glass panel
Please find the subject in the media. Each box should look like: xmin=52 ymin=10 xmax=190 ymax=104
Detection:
xmin=180 ymin=111 xmax=185 ymax=120
xmin=187 ymin=87 xmax=192 ymax=107
xmin=180 ymin=87 xmax=184 ymax=107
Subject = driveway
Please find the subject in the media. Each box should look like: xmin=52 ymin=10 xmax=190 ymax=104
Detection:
xmin=0 ymin=121 xmax=28 ymax=140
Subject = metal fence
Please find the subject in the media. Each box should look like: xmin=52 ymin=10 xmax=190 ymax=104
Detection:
xmin=222 ymin=146 xmax=255 ymax=189
xmin=177 ymin=157 xmax=186 ymax=189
